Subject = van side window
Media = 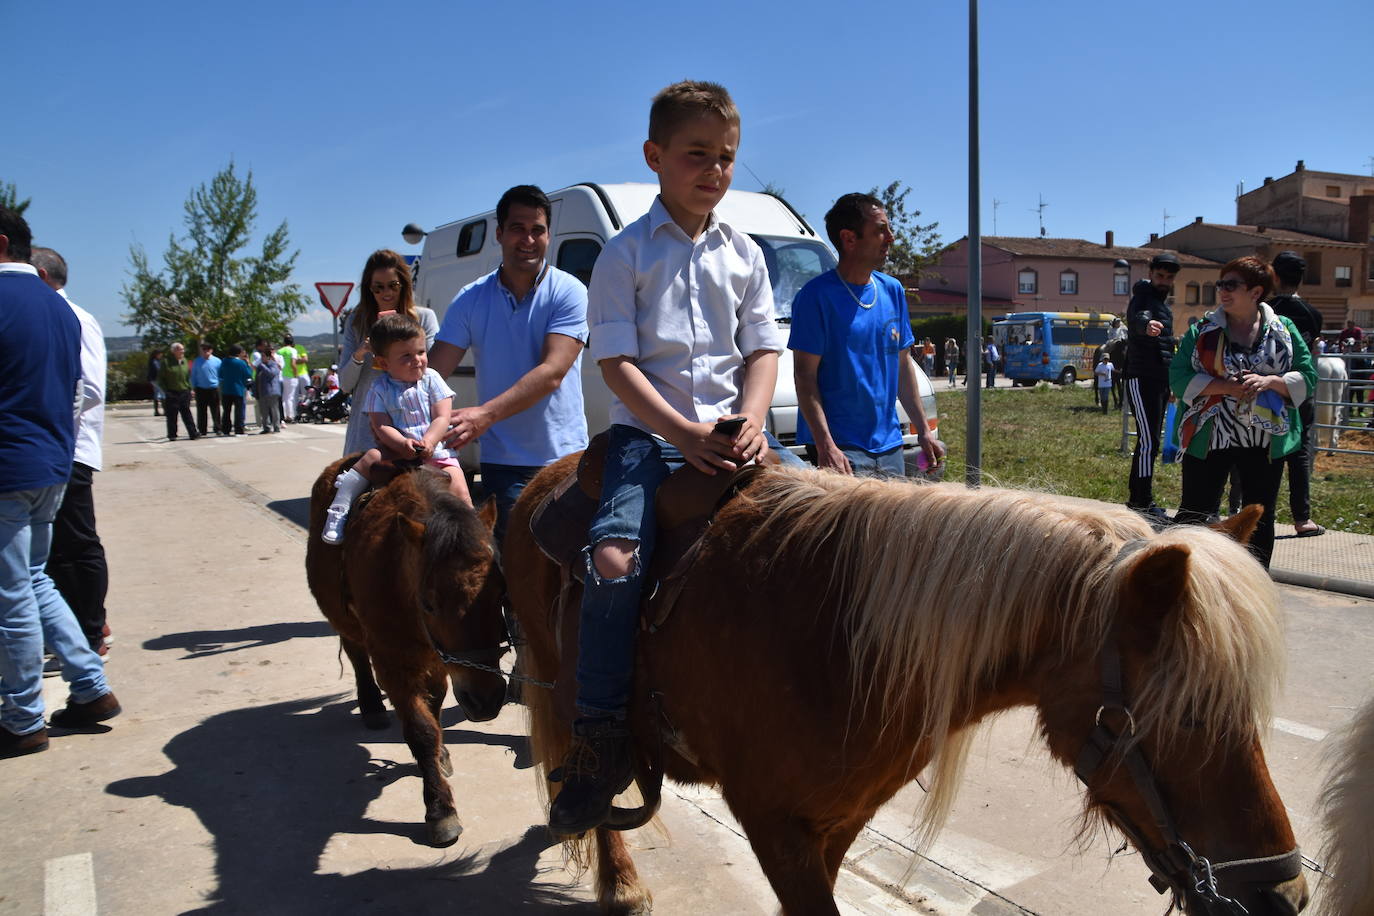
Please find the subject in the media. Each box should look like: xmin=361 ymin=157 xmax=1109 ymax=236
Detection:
xmin=457 ymin=220 xmax=486 ymax=257
xmin=557 ymin=238 xmax=602 ymax=287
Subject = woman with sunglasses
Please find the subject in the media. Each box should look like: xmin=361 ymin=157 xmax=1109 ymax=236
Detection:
xmin=338 ymin=249 xmax=439 ymax=457
xmin=1169 ymin=255 xmax=1317 ymax=568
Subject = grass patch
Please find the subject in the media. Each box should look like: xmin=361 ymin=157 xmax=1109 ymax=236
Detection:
xmin=930 ymin=384 xmax=1374 ymax=535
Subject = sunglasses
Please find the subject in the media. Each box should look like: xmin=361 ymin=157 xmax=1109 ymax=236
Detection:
xmin=370 ymin=280 xmax=403 ymax=294
xmin=1215 ymin=279 xmax=1248 ymax=292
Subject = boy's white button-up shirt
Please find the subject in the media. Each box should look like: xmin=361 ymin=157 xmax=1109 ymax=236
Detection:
xmin=588 ymin=197 xmax=783 ymax=434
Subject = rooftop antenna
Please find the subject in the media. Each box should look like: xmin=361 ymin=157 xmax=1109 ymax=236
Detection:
xmin=1162 ymin=208 xmax=1173 ymax=235
xmin=1367 ymin=155 xmax=1374 ymax=177
xmin=992 ymin=198 xmax=1002 ymax=235
xmin=1028 ymin=194 xmax=1049 ymax=237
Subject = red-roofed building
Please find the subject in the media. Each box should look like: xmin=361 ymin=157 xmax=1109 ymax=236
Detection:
xmin=915 ymin=233 xmax=1221 ymax=325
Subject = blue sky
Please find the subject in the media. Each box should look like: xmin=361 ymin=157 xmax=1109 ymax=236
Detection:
xmin=8 ymin=0 xmax=1372 ymax=338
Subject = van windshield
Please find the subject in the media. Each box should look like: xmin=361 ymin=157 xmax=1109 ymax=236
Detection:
xmin=749 ymin=235 xmax=837 ymax=322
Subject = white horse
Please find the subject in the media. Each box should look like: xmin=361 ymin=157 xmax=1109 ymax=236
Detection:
xmin=1316 ymin=356 xmax=1349 ymax=453
xmin=1317 ymin=696 xmax=1374 ymax=915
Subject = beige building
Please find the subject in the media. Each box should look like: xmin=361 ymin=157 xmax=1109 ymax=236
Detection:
xmin=1148 ymin=218 xmax=1368 ymax=331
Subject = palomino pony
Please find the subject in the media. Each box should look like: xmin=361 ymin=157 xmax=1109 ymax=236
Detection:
xmin=507 ymin=457 xmax=1308 ymax=915
xmin=1317 ymin=696 xmax=1374 ymax=915
xmin=305 ymin=458 xmax=508 ymax=846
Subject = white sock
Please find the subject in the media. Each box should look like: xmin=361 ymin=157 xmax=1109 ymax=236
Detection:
xmin=329 ymin=467 xmax=369 ymax=513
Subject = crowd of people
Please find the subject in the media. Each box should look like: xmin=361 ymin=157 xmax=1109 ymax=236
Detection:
xmin=146 ymin=336 xmax=344 ymax=439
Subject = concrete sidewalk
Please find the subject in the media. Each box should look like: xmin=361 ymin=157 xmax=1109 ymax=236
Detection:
xmin=4 ymin=402 xmax=1366 ymax=915
xmin=1271 ymin=524 xmax=1374 ymax=599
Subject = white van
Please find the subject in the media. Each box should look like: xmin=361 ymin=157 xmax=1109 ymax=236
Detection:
xmin=408 ymin=182 xmax=939 ymax=474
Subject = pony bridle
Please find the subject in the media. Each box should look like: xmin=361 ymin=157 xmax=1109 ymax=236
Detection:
xmin=1073 ymin=620 xmax=1302 ymax=914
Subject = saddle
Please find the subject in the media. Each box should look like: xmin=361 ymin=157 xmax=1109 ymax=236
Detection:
xmin=530 ymin=431 xmax=769 ymax=632
xmin=527 ymin=432 xmax=775 ymax=832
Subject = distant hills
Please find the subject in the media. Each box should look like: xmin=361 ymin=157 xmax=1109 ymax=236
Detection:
xmin=107 ymin=333 xmax=344 ymax=362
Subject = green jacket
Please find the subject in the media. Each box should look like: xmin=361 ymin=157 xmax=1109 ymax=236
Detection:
xmin=157 ymin=357 xmax=192 ymax=392
xmin=1168 ymin=307 xmax=1317 ymax=461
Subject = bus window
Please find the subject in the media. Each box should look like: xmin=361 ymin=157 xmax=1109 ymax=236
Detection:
xmin=1083 ymin=325 xmax=1109 ymax=346
xmin=1050 ymin=319 xmax=1083 ymax=346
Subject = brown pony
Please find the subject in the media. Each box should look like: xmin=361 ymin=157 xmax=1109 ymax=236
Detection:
xmin=1317 ymin=695 xmax=1374 ymax=915
xmin=305 ymin=458 xmax=507 ymax=846
xmin=507 ymin=458 xmax=1309 ymax=915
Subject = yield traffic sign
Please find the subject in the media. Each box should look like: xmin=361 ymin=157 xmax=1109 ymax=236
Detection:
xmin=315 ymin=282 xmax=354 ymax=317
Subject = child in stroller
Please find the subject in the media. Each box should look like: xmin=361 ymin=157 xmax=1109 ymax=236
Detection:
xmin=296 ymin=384 xmax=350 ymax=423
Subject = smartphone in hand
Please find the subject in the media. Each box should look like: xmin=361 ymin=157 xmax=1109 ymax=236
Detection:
xmin=713 ymin=416 xmax=746 ymax=438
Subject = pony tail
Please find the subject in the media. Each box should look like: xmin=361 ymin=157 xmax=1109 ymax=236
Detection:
xmin=1317 ymin=697 xmax=1374 ymax=916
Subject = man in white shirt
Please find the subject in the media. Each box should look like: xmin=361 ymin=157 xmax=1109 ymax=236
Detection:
xmin=31 ymin=248 xmax=110 ymax=655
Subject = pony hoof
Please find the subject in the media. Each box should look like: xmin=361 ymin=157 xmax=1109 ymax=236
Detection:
xmin=602 ymin=888 xmax=653 ymax=915
xmin=427 ymin=814 xmax=463 ymax=847
xmin=360 ymin=710 xmax=389 ymax=730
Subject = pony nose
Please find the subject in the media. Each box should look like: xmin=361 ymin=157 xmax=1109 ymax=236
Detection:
xmin=1260 ymin=873 xmax=1308 ymax=915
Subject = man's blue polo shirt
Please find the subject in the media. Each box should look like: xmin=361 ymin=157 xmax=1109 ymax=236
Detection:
xmin=436 ymin=264 xmax=589 ymax=467
xmin=0 ymin=264 xmax=81 ymax=493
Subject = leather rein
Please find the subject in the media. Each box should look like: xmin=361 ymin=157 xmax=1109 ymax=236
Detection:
xmin=1072 ymin=543 xmax=1301 ymax=914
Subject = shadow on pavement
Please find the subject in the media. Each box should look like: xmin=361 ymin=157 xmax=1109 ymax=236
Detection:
xmin=142 ymin=621 xmax=336 ymax=658
xmin=267 ymin=497 xmax=311 ymax=531
xmin=108 ymin=696 xmax=587 ymax=913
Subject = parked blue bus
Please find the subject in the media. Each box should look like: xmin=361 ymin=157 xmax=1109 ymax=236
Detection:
xmin=993 ymin=311 xmax=1117 ymax=385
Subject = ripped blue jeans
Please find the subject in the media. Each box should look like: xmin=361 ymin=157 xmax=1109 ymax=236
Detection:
xmin=576 ymin=425 xmax=680 ymax=718
xmin=575 ymin=423 xmax=801 ymax=717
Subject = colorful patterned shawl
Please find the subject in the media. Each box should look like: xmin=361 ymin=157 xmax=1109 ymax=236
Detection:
xmin=1177 ymin=305 xmax=1292 ymax=451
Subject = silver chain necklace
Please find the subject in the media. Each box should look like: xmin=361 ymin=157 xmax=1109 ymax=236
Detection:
xmin=836 ymin=269 xmax=877 ymax=309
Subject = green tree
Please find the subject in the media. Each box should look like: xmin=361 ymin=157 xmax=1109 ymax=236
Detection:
xmin=869 ymin=181 xmax=942 ymax=287
xmin=1 ymin=181 xmax=31 ymax=214
xmin=122 ymin=161 xmax=306 ymax=350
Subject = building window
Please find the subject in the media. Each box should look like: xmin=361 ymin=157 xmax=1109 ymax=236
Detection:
xmin=1305 ymin=252 xmax=1323 ymax=285
xmin=1113 ymin=270 xmax=1129 ymax=295
xmin=1368 ymin=259 xmax=1374 ymax=282
xmin=1017 ymin=269 xmax=1037 ymax=294
xmin=1185 ymin=282 xmax=1201 ymax=305
xmin=1325 ymin=185 xmax=1342 ymax=198
xmin=1059 ymin=270 xmax=1078 ymax=295
xmin=1202 ymin=282 xmax=1216 ymax=305
xmin=1335 ymin=265 xmax=1353 ymax=288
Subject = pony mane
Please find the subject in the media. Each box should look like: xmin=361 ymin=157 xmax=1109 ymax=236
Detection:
xmin=1317 ymin=696 xmax=1374 ymax=916
xmin=741 ymin=468 xmax=1284 ymax=846
xmin=412 ymin=471 xmax=491 ymax=570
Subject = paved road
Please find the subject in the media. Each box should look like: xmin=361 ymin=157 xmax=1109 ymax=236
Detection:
xmin=4 ymin=404 xmax=1369 ymax=915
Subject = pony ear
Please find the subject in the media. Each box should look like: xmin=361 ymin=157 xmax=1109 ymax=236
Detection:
xmin=1119 ymin=544 xmax=1191 ymax=653
xmin=1211 ymin=504 xmax=1262 ymax=545
xmin=477 ymin=497 xmax=498 ymax=532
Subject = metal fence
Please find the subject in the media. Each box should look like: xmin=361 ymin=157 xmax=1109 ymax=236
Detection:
xmin=1115 ymin=351 xmax=1374 ymax=460
xmin=1314 ymin=350 xmax=1373 ymax=458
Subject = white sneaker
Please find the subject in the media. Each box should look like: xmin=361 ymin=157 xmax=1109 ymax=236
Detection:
xmin=321 ymin=506 xmax=349 ymax=545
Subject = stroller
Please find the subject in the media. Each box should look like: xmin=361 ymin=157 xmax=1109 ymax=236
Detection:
xmin=297 ymin=386 xmax=350 ymax=423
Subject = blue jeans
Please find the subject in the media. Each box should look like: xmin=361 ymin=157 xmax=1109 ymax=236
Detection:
xmin=804 ymin=443 xmax=906 ymax=477
xmin=480 ymin=463 xmax=541 ymax=548
xmin=0 ymin=484 xmax=109 ymax=735
xmin=576 ymin=425 xmax=800 ymax=717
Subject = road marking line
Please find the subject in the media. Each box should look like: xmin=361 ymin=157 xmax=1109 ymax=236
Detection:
xmin=307 ymin=446 xmax=329 ymax=453
xmin=45 ymin=852 xmax=96 ymax=916
xmin=1274 ymin=718 xmax=1327 ymax=742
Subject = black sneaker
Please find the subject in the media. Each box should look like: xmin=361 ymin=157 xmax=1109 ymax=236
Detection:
xmin=547 ymin=717 xmax=634 ymax=835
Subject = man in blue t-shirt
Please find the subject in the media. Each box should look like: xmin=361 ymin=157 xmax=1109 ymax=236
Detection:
xmin=789 ymin=193 xmax=943 ymax=477
xmin=429 ymin=185 xmax=588 ymax=541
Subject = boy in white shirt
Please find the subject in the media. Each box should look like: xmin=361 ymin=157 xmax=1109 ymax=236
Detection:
xmin=1095 ymin=355 xmax=1114 ymax=413
xmin=548 ymin=80 xmax=802 ymax=834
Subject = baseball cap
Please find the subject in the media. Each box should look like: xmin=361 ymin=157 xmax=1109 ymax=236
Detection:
xmin=1149 ymin=252 xmax=1181 ymax=272
xmin=1272 ymin=250 xmax=1307 ymax=275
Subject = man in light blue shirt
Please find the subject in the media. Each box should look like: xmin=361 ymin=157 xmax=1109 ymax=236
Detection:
xmin=430 ymin=185 xmax=588 ymax=541
xmin=190 ymin=343 xmax=223 ymax=436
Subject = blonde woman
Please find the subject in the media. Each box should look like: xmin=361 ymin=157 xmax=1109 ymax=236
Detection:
xmin=337 ymin=250 xmax=439 ymax=457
